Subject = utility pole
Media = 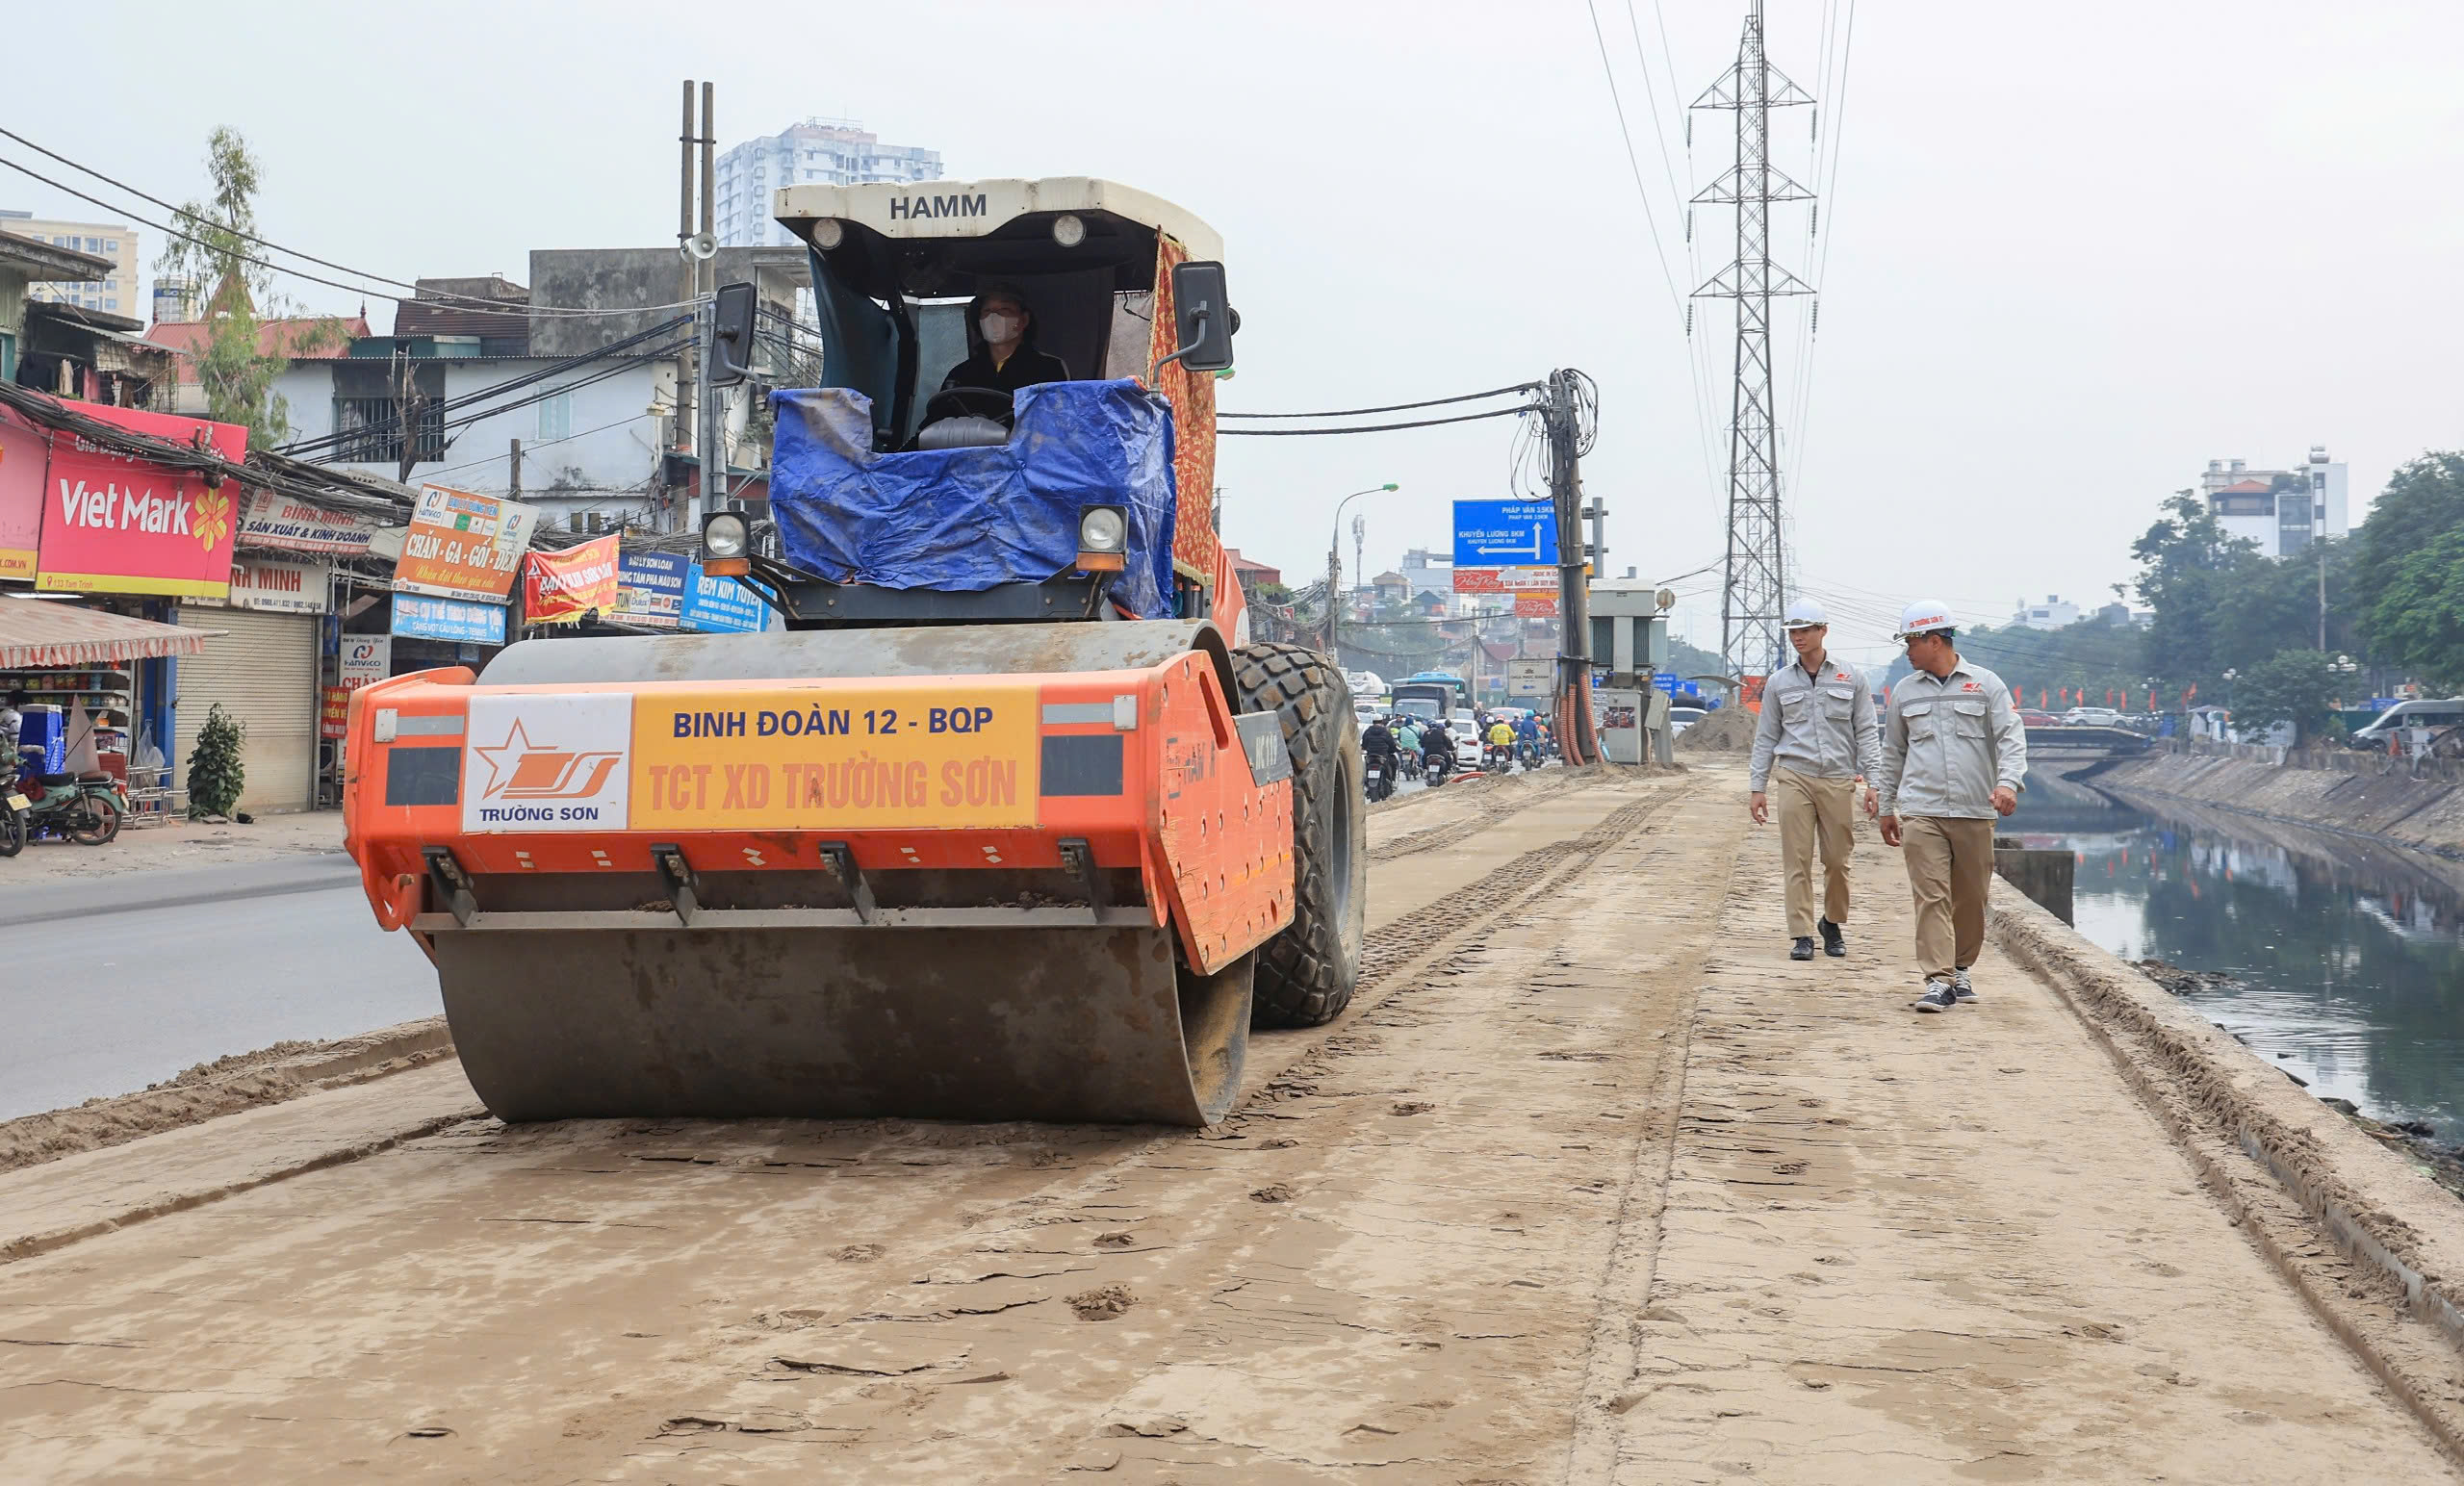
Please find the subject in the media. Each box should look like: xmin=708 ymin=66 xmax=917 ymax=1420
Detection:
xmin=509 ymin=438 xmax=522 ymax=501
xmin=676 ymin=80 xmax=700 ymax=530
xmin=1692 ymin=0 xmax=1813 ymax=681
xmin=1542 ymin=369 xmax=1599 ymax=764
xmin=697 ymin=80 xmax=720 ymax=527
xmin=391 ymin=345 xmax=426 ymax=487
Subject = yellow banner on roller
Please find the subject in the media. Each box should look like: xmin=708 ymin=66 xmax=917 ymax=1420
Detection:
xmin=629 ymin=681 xmax=1042 ymax=831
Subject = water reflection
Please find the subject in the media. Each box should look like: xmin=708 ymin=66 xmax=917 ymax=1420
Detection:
xmin=2008 ymin=773 xmax=2464 ymax=1142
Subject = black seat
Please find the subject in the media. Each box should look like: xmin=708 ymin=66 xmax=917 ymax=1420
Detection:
xmin=38 ymin=771 xmax=77 ymax=787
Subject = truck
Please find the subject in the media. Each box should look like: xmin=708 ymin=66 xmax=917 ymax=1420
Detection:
xmin=343 ymin=178 xmax=1366 ymax=1128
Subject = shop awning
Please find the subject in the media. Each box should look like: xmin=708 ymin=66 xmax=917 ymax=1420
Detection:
xmin=0 ymin=599 xmax=220 ymax=669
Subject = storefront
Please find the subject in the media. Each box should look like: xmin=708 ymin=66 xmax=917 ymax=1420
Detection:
xmin=174 ymin=555 xmax=329 ymax=815
xmin=0 ymin=599 xmax=212 ymax=821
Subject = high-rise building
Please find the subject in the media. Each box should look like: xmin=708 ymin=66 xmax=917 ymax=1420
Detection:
xmin=0 ymin=211 xmax=138 ymax=316
xmin=714 ymin=118 xmax=942 ymax=248
xmin=2200 ymin=448 xmax=2348 ymax=558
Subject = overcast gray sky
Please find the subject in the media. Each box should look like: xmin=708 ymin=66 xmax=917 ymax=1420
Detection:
xmin=14 ymin=1 xmax=2461 ymax=666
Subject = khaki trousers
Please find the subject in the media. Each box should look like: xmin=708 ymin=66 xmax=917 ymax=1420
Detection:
xmin=1900 ymin=815 xmax=1996 ymax=982
xmin=1772 ymin=766 xmax=1858 ymax=938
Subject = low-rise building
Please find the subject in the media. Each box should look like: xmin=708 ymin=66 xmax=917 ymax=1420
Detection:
xmin=2201 ymin=448 xmax=2348 ymax=557
xmin=2011 ymin=594 xmax=2080 ymax=630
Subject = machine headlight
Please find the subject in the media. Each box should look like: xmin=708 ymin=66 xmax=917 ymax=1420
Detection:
xmin=811 ymin=218 xmax=845 ymax=250
xmin=1079 ymin=505 xmax=1128 ymax=554
xmin=703 ymin=511 xmax=749 ymax=559
xmin=1052 ymin=213 xmax=1087 ymax=247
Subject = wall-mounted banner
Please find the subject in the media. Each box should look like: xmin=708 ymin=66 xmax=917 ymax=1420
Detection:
xmin=339 ymin=635 xmax=391 ymax=691
xmin=237 ymin=491 xmax=383 ymax=555
xmin=0 ymin=407 xmax=45 ymax=580
xmin=34 ymin=403 xmax=246 ymax=599
xmin=1513 ymin=592 xmax=1560 ymax=617
xmin=614 ymin=550 xmax=686 ymax=628
xmin=680 ymin=560 xmax=768 ymax=633
xmin=393 ymin=593 xmax=508 ymax=646
xmin=521 ymin=533 xmax=621 ymax=625
xmin=202 ymin=557 xmax=332 ymax=614
xmin=394 ymin=483 xmax=538 ymax=602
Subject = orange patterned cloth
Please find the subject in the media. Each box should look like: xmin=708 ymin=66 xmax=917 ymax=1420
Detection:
xmin=1148 ymin=237 xmax=1219 ymax=582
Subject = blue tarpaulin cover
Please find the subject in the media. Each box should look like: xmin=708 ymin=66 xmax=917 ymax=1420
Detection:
xmin=768 ymin=379 xmax=1179 ymax=619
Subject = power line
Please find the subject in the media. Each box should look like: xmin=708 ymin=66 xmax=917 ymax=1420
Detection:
xmin=0 ymin=141 xmax=696 ymax=320
xmin=1583 ymin=0 xmax=1726 ymax=501
xmin=1219 ymin=383 xmax=1537 ymax=419
xmin=1219 ymin=405 xmax=1532 ymax=437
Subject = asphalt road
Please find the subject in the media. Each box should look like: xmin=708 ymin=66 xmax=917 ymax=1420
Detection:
xmin=0 ymin=856 xmax=444 ymax=1120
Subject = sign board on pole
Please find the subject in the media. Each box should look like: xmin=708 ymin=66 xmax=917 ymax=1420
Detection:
xmin=1451 ymin=499 xmax=1557 ymax=569
xmin=1506 ymin=658 xmax=1553 ymax=698
xmin=394 ymin=483 xmax=538 ymax=602
xmin=1513 ymin=592 xmax=1560 ymax=617
xmin=393 ymin=594 xmax=509 ymax=646
xmin=1453 ymin=565 xmax=1560 ymax=594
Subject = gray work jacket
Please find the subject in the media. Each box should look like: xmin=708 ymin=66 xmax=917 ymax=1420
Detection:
xmin=1877 ymin=659 xmax=2029 ymax=820
xmin=1748 ymin=656 xmax=1883 ymax=792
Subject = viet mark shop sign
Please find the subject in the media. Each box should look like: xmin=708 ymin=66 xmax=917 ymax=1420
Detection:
xmin=1451 ymin=500 xmax=1557 ymax=569
xmin=394 ymin=483 xmax=538 ymax=602
xmin=34 ymin=404 xmax=247 ymax=599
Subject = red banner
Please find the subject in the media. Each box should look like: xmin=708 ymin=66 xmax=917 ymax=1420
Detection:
xmin=0 ymin=408 xmax=44 ymax=580
xmin=521 ymin=533 xmax=621 ymax=624
xmin=1513 ymin=593 xmax=1559 ymax=616
xmin=33 ymin=404 xmax=246 ymax=599
xmin=321 ymin=685 xmax=350 ymax=740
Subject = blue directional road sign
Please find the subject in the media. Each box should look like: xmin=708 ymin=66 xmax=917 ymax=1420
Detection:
xmin=1451 ymin=499 xmax=1559 ymax=568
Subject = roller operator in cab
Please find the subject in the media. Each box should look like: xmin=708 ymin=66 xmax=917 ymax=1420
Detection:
xmin=939 ymin=282 xmax=1069 ymax=398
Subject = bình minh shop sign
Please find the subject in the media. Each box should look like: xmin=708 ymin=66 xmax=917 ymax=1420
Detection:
xmin=394 ymin=483 xmax=538 ymax=602
xmin=236 ymin=491 xmax=383 ymax=555
xmin=33 ymin=403 xmax=248 ymax=599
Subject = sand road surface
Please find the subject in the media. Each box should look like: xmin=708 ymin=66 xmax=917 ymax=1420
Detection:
xmin=0 ymin=765 xmax=2455 ymax=1483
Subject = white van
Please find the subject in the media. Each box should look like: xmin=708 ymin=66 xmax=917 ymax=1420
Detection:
xmin=2349 ymin=699 xmax=2464 ymax=750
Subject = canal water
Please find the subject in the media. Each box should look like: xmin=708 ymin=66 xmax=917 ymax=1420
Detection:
xmin=2008 ymin=772 xmax=2464 ymax=1144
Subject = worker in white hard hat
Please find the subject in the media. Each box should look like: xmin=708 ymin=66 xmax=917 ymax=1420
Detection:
xmin=1749 ymin=599 xmax=1883 ymax=961
xmin=1875 ymin=601 xmax=2028 ymax=1012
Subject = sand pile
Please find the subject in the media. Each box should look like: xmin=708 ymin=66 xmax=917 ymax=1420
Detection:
xmin=1676 ymin=705 xmax=1758 ymax=752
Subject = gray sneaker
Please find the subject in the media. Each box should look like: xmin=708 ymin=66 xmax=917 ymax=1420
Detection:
xmin=1951 ymin=968 xmax=1977 ymax=1003
xmin=1912 ymin=979 xmax=1958 ymax=1013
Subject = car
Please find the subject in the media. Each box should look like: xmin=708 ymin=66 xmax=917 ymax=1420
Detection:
xmin=2064 ymin=706 xmax=2121 ymax=728
xmin=2019 ymin=710 xmax=2059 ymax=728
xmin=1667 ymin=705 xmax=1707 ymax=735
xmin=2348 ymin=699 xmax=2464 ymax=750
xmin=1447 ymin=717 xmax=1482 ymax=753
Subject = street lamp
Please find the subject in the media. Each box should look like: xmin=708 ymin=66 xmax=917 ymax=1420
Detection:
xmin=2221 ymin=668 xmax=2237 ymax=711
xmin=1326 ymin=483 xmax=1399 ymax=656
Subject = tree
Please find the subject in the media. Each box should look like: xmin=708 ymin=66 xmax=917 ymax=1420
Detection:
xmin=2352 ymin=454 xmax=2464 ymax=691
xmin=2131 ymin=492 xmax=2258 ymax=689
xmin=186 ymin=704 xmax=247 ymax=818
xmin=2232 ymin=649 xmax=2336 ymax=746
xmin=156 ymin=127 xmax=345 ymax=448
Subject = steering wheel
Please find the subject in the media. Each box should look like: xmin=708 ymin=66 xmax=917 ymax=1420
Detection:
xmin=920 ymin=386 xmax=1016 ymax=429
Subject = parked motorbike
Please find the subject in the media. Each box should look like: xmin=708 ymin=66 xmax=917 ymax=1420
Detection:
xmin=5 ymin=748 xmax=125 ymax=846
xmin=0 ymin=771 xmax=24 ymax=858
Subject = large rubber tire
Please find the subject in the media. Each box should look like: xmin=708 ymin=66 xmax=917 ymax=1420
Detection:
xmin=1231 ymin=642 xmax=1367 ymax=1028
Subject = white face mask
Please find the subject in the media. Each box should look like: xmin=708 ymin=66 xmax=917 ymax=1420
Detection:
xmin=980 ymin=312 xmax=1020 ymax=345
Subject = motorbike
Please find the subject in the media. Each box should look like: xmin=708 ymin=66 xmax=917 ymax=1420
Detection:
xmin=1485 ymin=742 xmax=1518 ymax=775
xmin=5 ymin=748 xmax=125 ymax=846
xmin=1422 ymin=750 xmax=1455 ymax=787
xmin=1364 ymin=752 xmax=1395 ymax=804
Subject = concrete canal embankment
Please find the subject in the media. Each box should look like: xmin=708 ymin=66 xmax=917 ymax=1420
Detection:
xmin=1991 ymin=882 xmax=2464 ymax=1456
xmin=2092 ymin=743 xmax=2464 ymax=858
